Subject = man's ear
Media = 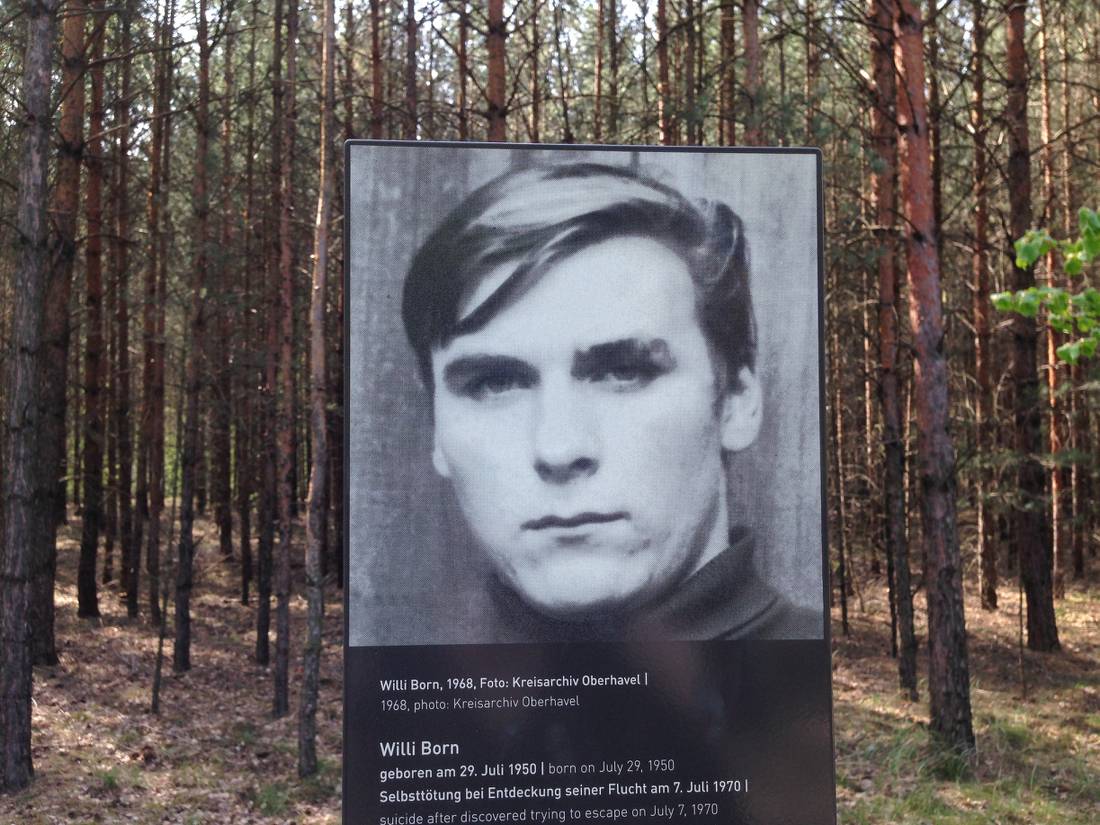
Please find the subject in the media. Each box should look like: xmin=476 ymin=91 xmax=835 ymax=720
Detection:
xmin=720 ymin=367 xmax=762 ymax=452
xmin=431 ymin=437 xmax=452 ymax=478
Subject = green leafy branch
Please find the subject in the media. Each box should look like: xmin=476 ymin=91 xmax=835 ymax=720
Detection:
xmin=993 ymin=207 xmax=1100 ymax=365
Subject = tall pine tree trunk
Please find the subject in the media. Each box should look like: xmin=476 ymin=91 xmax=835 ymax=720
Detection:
xmin=78 ymin=0 xmax=108 ymax=618
xmin=487 ymin=0 xmax=506 ymax=140
xmin=742 ymin=0 xmax=761 ymax=145
xmin=274 ymin=0 xmax=300 ymax=717
xmin=300 ymin=0 xmax=335 ymax=775
xmin=1 ymin=0 xmax=59 ymax=792
xmin=870 ymin=0 xmax=917 ymax=699
xmin=1005 ymin=0 xmax=1060 ymax=652
xmin=174 ymin=0 xmax=212 ymax=673
xmin=404 ymin=0 xmax=416 ymax=138
xmin=370 ymin=0 xmax=383 ymax=138
xmin=1037 ymin=0 xmax=1068 ymax=599
xmin=113 ymin=0 xmax=136 ymax=616
xmin=656 ymin=0 xmax=672 ymax=144
xmin=214 ymin=11 xmax=236 ymax=564
xmin=606 ymin=0 xmax=619 ymax=138
xmin=970 ymin=0 xmax=996 ymax=611
xmin=720 ymin=2 xmax=736 ymax=145
xmin=37 ymin=0 xmax=87 ymax=662
xmin=894 ymin=0 xmax=974 ymax=751
xmin=457 ymin=2 xmax=469 ymax=139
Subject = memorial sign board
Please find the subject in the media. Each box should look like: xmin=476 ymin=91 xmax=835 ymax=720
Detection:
xmin=345 ymin=142 xmax=835 ymax=825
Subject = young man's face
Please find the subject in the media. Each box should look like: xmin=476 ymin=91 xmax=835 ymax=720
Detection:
xmin=430 ymin=237 xmax=761 ymax=620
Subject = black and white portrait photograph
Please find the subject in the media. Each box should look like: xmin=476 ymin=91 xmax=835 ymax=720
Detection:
xmin=346 ymin=143 xmax=824 ymax=646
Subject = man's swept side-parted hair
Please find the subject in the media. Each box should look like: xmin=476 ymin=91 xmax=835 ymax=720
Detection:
xmin=402 ymin=162 xmax=756 ymax=393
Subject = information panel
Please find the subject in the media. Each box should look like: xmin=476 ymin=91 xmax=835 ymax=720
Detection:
xmin=345 ymin=142 xmax=835 ymax=825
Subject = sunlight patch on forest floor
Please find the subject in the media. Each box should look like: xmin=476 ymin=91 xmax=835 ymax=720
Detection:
xmin=833 ymin=573 xmax=1100 ymax=824
xmin=0 ymin=512 xmax=343 ymax=824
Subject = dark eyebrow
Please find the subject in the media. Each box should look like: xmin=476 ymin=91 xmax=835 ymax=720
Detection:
xmin=572 ymin=338 xmax=676 ymax=376
xmin=441 ymin=354 xmax=537 ymax=393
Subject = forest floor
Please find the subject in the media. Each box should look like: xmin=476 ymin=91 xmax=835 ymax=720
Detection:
xmin=833 ymin=566 xmax=1100 ymax=824
xmin=0 ymin=514 xmax=1097 ymax=824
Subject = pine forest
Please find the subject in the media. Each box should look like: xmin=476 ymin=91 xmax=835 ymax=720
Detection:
xmin=0 ymin=0 xmax=1098 ymax=822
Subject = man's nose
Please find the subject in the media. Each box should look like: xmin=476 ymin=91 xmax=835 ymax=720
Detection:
xmin=532 ymin=379 xmax=599 ymax=484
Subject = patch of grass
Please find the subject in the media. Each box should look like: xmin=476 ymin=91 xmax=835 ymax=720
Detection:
xmin=96 ymin=766 xmax=121 ymax=792
xmin=230 ymin=720 xmax=258 ymax=746
xmin=116 ymin=727 xmax=143 ymax=748
xmin=297 ymin=757 xmax=341 ymax=804
xmin=254 ymin=782 xmax=291 ymax=816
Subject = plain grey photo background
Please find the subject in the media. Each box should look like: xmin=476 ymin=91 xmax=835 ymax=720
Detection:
xmin=347 ymin=144 xmax=823 ymax=646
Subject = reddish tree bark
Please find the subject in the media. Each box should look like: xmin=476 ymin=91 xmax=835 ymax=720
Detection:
xmin=894 ymin=0 xmax=974 ymax=751
xmin=870 ymin=0 xmax=917 ymax=700
xmin=742 ymin=0 xmax=762 ymax=145
xmin=37 ymin=0 xmax=87 ymax=663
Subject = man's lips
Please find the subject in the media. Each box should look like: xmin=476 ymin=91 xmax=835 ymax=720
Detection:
xmin=522 ymin=512 xmax=629 ymax=530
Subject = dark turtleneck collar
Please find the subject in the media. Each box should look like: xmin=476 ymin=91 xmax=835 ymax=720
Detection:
xmin=488 ymin=527 xmax=821 ymax=642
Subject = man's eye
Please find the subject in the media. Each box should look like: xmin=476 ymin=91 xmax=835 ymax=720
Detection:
xmin=589 ymin=362 xmax=661 ymax=388
xmin=463 ymin=371 xmax=533 ymax=399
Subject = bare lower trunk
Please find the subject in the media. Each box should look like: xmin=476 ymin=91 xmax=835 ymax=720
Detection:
xmin=2 ymin=0 xmax=59 ymax=792
xmin=300 ymin=0 xmax=335 ymax=775
xmin=174 ymin=0 xmax=212 ymax=673
xmin=870 ymin=0 xmax=916 ymax=699
xmin=971 ymin=0 xmax=995 ymax=610
xmin=214 ymin=13 xmax=236 ymax=564
xmin=1005 ymin=0 xmax=1060 ymax=652
xmin=37 ymin=0 xmax=86 ymax=662
xmin=274 ymin=0 xmax=300 ymax=718
xmin=78 ymin=0 xmax=108 ymax=618
xmin=115 ymin=0 xmax=136 ymax=617
xmin=894 ymin=0 xmax=974 ymax=751
xmin=830 ymin=328 xmax=849 ymax=637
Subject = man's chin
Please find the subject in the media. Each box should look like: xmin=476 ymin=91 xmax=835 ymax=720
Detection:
xmin=505 ymin=571 xmax=659 ymax=623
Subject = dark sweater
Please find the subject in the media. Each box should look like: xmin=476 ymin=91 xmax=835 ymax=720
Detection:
xmin=489 ymin=527 xmax=822 ymax=642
